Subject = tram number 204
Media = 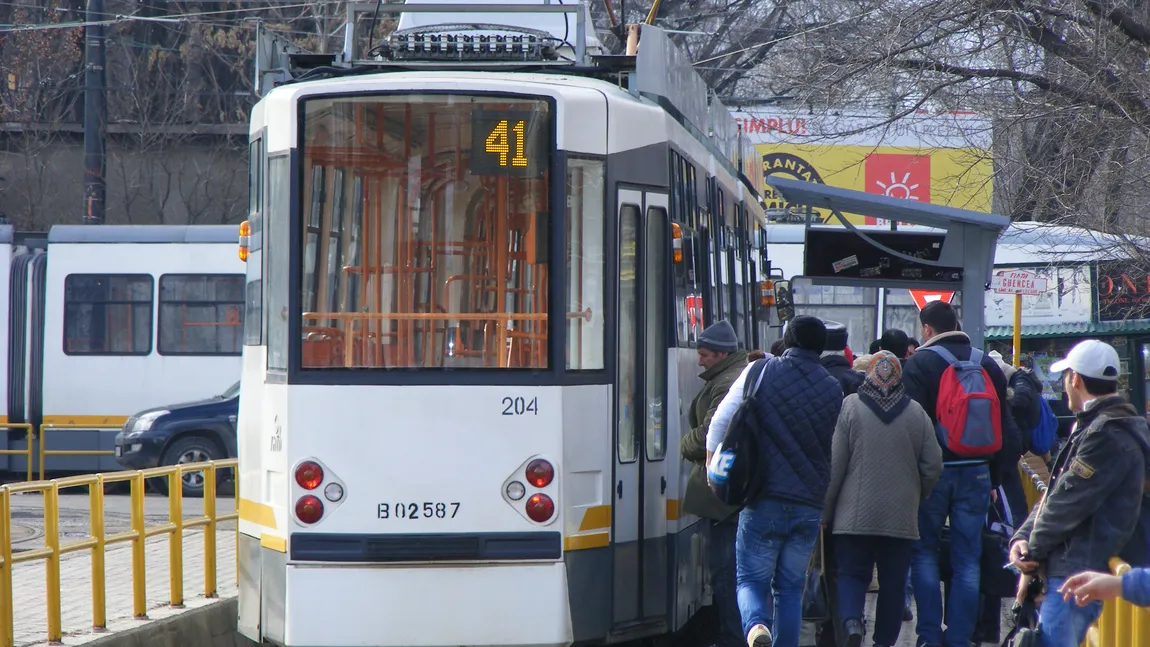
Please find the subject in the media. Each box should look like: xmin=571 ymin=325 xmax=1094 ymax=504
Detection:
xmin=502 ymin=396 xmax=539 ymax=416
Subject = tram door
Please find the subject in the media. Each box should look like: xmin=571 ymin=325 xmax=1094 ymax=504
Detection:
xmin=613 ymin=189 xmax=671 ymax=630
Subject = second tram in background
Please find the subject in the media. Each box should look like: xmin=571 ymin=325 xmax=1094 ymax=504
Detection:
xmin=236 ymin=2 xmax=772 ymax=646
xmin=0 ymin=225 xmax=244 ymax=478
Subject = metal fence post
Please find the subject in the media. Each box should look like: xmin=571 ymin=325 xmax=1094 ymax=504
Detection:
xmin=0 ymin=488 xmax=12 ymax=647
xmin=131 ymin=472 xmax=147 ymax=618
xmin=90 ymin=474 xmax=106 ymax=629
xmin=169 ymin=470 xmax=184 ymax=608
xmin=204 ymin=464 xmax=218 ymax=599
xmin=44 ymin=484 xmax=62 ymax=642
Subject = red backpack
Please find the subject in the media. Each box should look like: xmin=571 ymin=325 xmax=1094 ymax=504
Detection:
xmin=922 ymin=346 xmax=1003 ymax=457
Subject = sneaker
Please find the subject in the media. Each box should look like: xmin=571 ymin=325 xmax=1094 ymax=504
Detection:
xmin=747 ymin=624 xmax=773 ymax=647
xmin=843 ymin=619 xmax=863 ymax=647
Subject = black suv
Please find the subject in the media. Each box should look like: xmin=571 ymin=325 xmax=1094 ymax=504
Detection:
xmin=114 ymin=381 xmax=239 ymax=497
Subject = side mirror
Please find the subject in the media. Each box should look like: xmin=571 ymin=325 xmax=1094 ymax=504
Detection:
xmin=775 ymin=279 xmax=795 ymax=323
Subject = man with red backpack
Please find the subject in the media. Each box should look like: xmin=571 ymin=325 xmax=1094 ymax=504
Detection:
xmin=901 ymin=301 xmax=1023 ymax=647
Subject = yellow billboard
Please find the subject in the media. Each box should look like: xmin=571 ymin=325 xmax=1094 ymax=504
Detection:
xmin=741 ymin=111 xmax=994 ymax=227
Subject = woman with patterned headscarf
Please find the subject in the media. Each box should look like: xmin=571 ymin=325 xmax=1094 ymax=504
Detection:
xmin=822 ymin=351 xmax=943 ymax=647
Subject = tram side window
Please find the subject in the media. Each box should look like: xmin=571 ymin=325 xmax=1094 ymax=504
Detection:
xmin=245 ymin=138 xmax=264 ymax=347
xmin=63 ymin=274 xmax=153 ymax=355
xmin=618 ymin=204 xmax=641 ymax=463
xmin=673 ymin=225 xmax=700 ymax=348
xmin=645 ymin=207 xmax=669 ymax=461
xmin=244 ymin=278 xmax=263 ymax=347
xmin=158 ymin=274 xmax=245 ymax=355
xmin=565 ymin=158 xmax=606 ymax=370
xmin=266 ymin=155 xmax=290 ymax=371
xmin=249 ymin=139 xmax=263 ymax=215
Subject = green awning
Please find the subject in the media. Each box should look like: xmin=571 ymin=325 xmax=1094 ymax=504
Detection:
xmin=985 ymin=320 xmax=1150 ymax=340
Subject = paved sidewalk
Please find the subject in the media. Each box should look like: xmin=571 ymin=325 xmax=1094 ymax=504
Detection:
xmin=10 ymin=490 xmax=238 ymax=647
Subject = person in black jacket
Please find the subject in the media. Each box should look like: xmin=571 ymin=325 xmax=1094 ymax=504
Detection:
xmin=821 ymin=321 xmax=864 ymax=397
xmin=1010 ymin=339 xmax=1150 ymax=647
xmin=901 ymin=301 xmax=1023 ymax=647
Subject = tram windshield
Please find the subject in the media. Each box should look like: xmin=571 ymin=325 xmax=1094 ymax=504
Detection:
xmin=298 ymin=94 xmax=552 ymax=369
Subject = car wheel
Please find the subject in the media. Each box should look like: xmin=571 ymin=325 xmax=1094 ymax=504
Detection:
xmin=158 ymin=436 xmax=225 ymax=498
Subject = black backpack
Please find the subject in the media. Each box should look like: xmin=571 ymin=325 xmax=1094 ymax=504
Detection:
xmin=1002 ymin=576 xmax=1043 ymax=647
xmin=707 ymin=358 xmax=770 ymax=507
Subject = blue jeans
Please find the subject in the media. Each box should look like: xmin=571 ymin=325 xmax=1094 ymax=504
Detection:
xmin=834 ymin=535 xmax=913 ymax=646
xmin=1037 ymin=577 xmax=1102 ymax=647
xmin=736 ymin=497 xmax=821 ymax=647
xmin=711 ymin=519 xmax=744 ymax=647
xmin=911 ymin=464 xmax=991 ymax=647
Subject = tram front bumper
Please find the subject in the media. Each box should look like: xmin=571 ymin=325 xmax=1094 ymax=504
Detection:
xmin=282 ymin=561 xmax=573 ymax=647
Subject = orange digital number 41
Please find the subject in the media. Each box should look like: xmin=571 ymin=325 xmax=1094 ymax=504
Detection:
xmin=484 ymin=119 xmax=530 ymax=168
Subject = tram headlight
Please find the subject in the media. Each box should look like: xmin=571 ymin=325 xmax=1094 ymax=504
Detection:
xmin=506 ymin=481 xmax=526 ymax=501
xmin=525 ymin=459 xmax=554 ymax=488
xmin=525 ymin=493 xmax=555 ymax=523
xmin=295 ymin=495 xmax=324 ymax=524
xmin=295 ymin=461 xmax=324 ymax=490
xmin=323 ymin=482 xmax=344 ymax=502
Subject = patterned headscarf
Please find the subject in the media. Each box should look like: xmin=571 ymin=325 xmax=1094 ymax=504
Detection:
xmin=857 ymin=350 xmax=911 ymax=423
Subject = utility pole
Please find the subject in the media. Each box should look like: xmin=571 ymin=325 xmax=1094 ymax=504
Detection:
xmin=83 ymin=0 xmax=107 ymax=225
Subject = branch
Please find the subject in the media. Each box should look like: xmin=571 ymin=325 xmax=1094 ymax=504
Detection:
xmin=888 ymin=57 xmax=1150 ymax=127
xmin=1082 ymin=0 xmax=1150 ymax=47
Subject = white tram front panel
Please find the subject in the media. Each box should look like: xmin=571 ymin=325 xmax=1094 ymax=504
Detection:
xmin=238 ymin=73 xmax=626 ymax=647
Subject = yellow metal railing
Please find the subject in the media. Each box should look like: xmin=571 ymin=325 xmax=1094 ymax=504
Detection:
xmin=0 ymin=459 xmax=238 ymax=647
xmin=1091 ymin=558 xmax=1150 ymax=646
xmin=0 ymin=425 xmax=35 ymax=483
xmin=37 ymin=424 xmax=120 ymax=481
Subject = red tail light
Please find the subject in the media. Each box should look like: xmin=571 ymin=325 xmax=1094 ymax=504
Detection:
xmin=525 ymin=459 xmax=554 ymax=488
xmin=295 ymin=461 xmax=324 ymax=490
xmin=295 ymin=495 xmax=324 ymax=524
xmin=525 ymin=493 xmax=555 ymax=523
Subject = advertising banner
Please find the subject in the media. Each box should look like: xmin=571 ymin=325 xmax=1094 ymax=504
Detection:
xmin=984 ymin=265 xmax=1092 ymax=326
xmin=742 ymin=111 xmax=994 ymax=227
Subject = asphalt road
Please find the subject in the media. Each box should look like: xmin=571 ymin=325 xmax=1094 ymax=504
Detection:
xmin=9 ymin=486 xmax=237 ymax=552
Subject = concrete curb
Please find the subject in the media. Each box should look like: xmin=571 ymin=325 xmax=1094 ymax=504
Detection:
xmin=32 ymin=597 xmax=256 ymax=647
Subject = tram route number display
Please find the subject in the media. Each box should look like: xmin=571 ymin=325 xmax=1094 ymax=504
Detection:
xmin=378 ymin=502 xmax=460 ymax=519
xmin=470 ymin=109 xmax=548 ymax=178
xmin=502 ymin=396 xmax=539 ymax=416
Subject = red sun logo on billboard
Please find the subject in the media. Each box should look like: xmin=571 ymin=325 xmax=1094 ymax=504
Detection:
xmin=863 ymin=153 xmax=931 ymax=226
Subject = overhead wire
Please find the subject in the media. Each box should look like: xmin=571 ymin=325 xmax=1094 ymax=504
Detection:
xmin=0 ymin=1 xmax=330 ymax=32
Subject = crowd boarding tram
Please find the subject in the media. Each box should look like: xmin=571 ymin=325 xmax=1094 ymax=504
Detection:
xmin=0 ymin=224 xmax=244 ymax=478
xmin=236 ymin=3 xmax=772 ymax=646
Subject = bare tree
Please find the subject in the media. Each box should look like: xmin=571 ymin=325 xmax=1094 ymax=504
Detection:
xmin=0 ymin=0 xmax=84 ymax=229
xmin=754 ymin=0 xmax=1150 ymax=230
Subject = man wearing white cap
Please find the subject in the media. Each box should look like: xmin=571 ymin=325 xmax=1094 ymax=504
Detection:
xmin=1008 ymin=339 xmax=1150 ymax=647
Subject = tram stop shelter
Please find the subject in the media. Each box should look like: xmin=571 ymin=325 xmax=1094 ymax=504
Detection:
xmin=765 ymin=176 xmax=1010 ymax=349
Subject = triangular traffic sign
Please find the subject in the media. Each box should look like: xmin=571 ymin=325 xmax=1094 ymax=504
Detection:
xmin=909 ymin=290 xmax=955 ymax=311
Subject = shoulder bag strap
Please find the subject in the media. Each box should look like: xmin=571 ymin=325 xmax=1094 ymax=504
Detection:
xmin=743 ymin=358 xmax=770 ymax=400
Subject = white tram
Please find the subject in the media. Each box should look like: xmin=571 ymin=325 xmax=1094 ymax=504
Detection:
xmin=236 ymin=3 xmax=771 ymax=646
xmin=0 ymin=225 xmax=244 ymax=477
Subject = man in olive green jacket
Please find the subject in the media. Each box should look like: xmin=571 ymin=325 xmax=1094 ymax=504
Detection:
xmin=681 ymin=320 xmax=748 ymax=647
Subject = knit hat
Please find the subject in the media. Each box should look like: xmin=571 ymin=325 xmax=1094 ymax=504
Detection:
xmin=823 ymin=321 xmax=849 ymax=352
xmin=879 ymin=328 xmax=910 ymax=360
xmin=699 ymin=320 xmax=739 ymax=353
xmin=783 ymin=315 xmax=828 ymax=354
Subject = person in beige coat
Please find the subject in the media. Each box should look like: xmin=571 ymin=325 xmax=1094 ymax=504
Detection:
xmin=823 ymin=351 xmax=943 ymax=647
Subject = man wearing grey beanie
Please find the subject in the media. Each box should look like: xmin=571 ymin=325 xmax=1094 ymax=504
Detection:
xmin=682 ymin=319 xmax=748 ymax=647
